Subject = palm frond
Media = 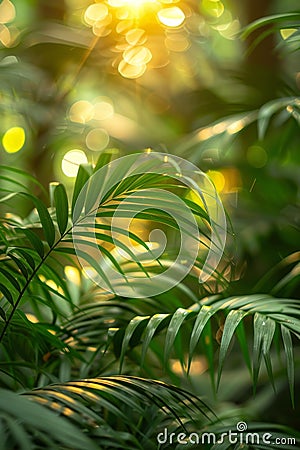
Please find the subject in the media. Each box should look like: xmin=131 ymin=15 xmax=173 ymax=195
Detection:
xmin=0 ymin=375 xmax=213 ymax=450
xmin=0 ymin=388 xmax=97 ymax=450
xmin=241 ymin=12 xmax=300 ymax=40
xmin=110 ymin=294 xmax=300 ymax=400
xmin=257 ymin=97 xmax=300 ymax=139
xmin=0 ymin=151 xmax=225 ymax=343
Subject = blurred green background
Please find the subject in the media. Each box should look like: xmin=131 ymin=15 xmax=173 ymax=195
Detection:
xmin=1 ymin=0 xmax=299 ymax=290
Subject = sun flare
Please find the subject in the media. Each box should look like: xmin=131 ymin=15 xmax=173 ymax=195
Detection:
xmin=107 ymin=0 xmax=157 ymax=8
xmin=83 ymin=0 xmax=188 ymax=78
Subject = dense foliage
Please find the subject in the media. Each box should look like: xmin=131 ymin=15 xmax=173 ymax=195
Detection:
xmin=0 ymin=0 xmax=300 ymax=448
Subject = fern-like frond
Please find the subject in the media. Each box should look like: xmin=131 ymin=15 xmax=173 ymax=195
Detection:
xmin=0 ymin=376 xmax=214 ymax=450
xmin=0 ymin=387 xmax=98 ymax=450
xmin=110 ymin=294 xmax=300 ymax=401
xmin=2 ymin=376 xmax=299 ymax=449
xmin=0 ymin=151 xmax=226 ymax=343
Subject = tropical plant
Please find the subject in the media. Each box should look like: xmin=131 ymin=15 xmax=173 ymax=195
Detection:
xmin=0 ymin=146 xmax=300 ymax=448
xmin=1 ymin=6 xmax=300 ymax=450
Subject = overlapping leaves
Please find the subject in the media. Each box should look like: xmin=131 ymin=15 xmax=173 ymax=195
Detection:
xmin=109 ymin=294 xmax=300 ymax=401
xmin=1 ymin=376 xmax=214 ymax=450
xmin=0 ymin=155 xmax=214 ymax=340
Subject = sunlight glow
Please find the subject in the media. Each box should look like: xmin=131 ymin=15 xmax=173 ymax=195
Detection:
xmin=118 ymin=59 xmax=147 ymax=78
xmin=0 ymin=0 xmax=16 ymax=24
xmin=26 ymin=313 xmax=39 ymax=323
xmin=65 ymin=266 xmax=81 ymax=285
xmin=84 ymin=3 xmax=109 ymax=26
xmin=62 ymin=149 xmax=88 ymax=177
xmin=227 ymin=119 xmax=246 ymax=135
xmin=165 ymin=33 xmax=190 ymax=51
xmin=86 ymin=128 xmax=110 ymax=151
xmin=81 ymin=0 xmax=192 ymax=78
xmin=2 ymin=126 xmax=25 ymax=153
xmin=93 ymin=98 xmax=114 ymax=120
xmin=123 ymin=45 xmax=152 ymax=65
xmin=0 ymin=24 xmax=11 ymax=46
xmin=202 ymin=0 xmax=224 ymax=18
xmin=125 ymin=28 xmax=147 ymax=45
xmin=107 ymin=0 xmax=156 ymax=8
xmin=69 ymin=100 xmax=94 ymax=124
xmin=207 ymin=170 xmax=225 ymax=193
xmin=280 ymin=28 xmax=297 ymax=40
xmin=157 ymin=7 xmax=185 ymax=27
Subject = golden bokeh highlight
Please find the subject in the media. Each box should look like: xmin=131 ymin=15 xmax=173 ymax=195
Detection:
xmin=86 ymin=128 xmax=110 ymax=151
xmin=125 ymin=28 xmax=147 ymax=45
xmin=80 ymin=0 xmax=203 ymax=78
xmin=62 ymin=149 xmax=88 ymax=177
xmin=93 ymin=98 xmax=114 ymax=120
xmin=116 ymin=19 xmax=134 ymax=34
xmin=0 ymin=23 xmax=10 ymax=46
xmin=123 ymin=45 xmax=152 ymax=65
xmin=65 ymin=266 xmax=81 ymax=286
xmin=2 ymin=126 xmax=26 ymax=153
xmin=165 ymin=33 xmax=190 ymax=52
xmin=157 ymin=7 xmax=185 ymax=28
xmin=69 ymin=100 xmax=94 ymax=124
xmin=84 ymin=3 xmax=109 ymax=26
xmin=207 ymin=170 xmax=225 ymax=193
xmin=227 ymin=119 xmax=246 ymax=135
xmin=92 ymin=14 xmax=113 ymax=36
xmin=118 ymin=59 xmax=147 ymax=78
xmin=107 ymin=0 xmax=155 ymax=8
xmin=26 ymin=313 xmax=39 ymax=323
xmin=202 ymin=0 xmax=224 ymax=18
xmin=0 ymin=0 xmax=16 ymax=24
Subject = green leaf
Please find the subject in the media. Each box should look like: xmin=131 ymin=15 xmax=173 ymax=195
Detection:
xmin=0 ymin=389 xmax=98 ymax=450
xmin=73 ymin=247 xmax=115 ymax=293
xmin=30 ymin=196 xmax=56 ymax=247
xmin=189 ymin=305 xmax=217 ymax=371
xmin=281 ymin=326 xmax=294 ymax=406
xmin=241 ymin=13 xmax=300 ymax=39
xmin=217 ymin=310 xmax=248 ymax=387
xmin=2 ymin=415 xmax=32 ymax=450
xmin=258 ymin=97 xmax=298 ymax=139
xmin=93 ymin=151 xmax=113 ymax=172
xmin=0 ymin=306 xmax=6 ymax=321
xmin=252 ymin=313 xmax=266 ymax=389
xmin=21 ymin=228 xmax=44 ymax=258
xmin=71 ymin=163 xmax=93 ymax=222
xmin=202 ymin=320 xmax=215 ymax=390
xmin=54 ymin=183 xmax=69 ymax=235
xmin=141 ymin=313 xmax=170 ymax=366
xmin=71 ymin=231 xmax=150 ymax=277
xmin=77 ymin=222 xmax=154 ymax=254
xmin=261 ymin=318 xmax=276 ymax=384
xmin=119 ymin=316 xmax=150 ymax=371
xmin=0 ymin=267 xmax=22 ymax=292
xmin=25 ymin=376 xmax=211 ymax=440
xmin=12 ymin=248 xmax=36 ymax=271
xmin=164 ymin=308 xmax=192 ymax=365
xmin=7 ymin=253 xmax=29 ymax=279
xmin=0 ymin=283 xmax=14 ymax=305
xmin=0 ymin=165 xmax=47 ymax=196
xmin=235 ymin=320 xmax=252 ymax=375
